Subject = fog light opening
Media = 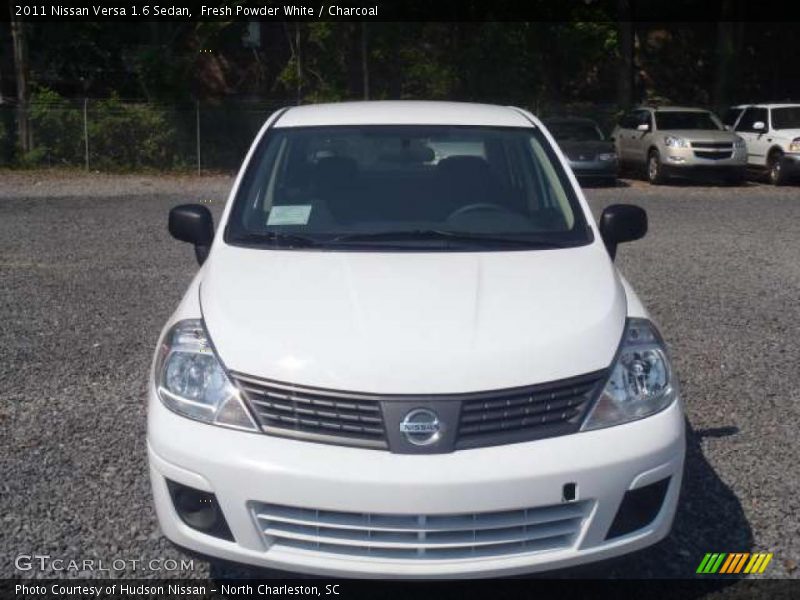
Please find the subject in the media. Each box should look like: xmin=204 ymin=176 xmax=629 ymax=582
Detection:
xmin=606 ymin=477 xmax=670 ymax=539
xmin=166 ymin=480 xmax=234 ymax=541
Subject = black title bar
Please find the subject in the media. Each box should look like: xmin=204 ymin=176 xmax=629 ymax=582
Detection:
xmin=4 ymin=0 xmax=800 ymax=22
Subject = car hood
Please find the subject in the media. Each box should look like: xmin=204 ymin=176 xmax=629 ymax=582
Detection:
xmin=772 ymin=128 xmax=800 ymax=140
xmin=200 ymin=242 xmax=626 ymax=394
xmin=557 ymin=140 xmax=615 ymax=160
xmin=661 ymin=129 xmax=739 ymax=142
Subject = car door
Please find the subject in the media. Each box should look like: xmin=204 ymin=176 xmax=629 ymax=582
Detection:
xmin=612 ymin=112 xmax=637 ymax=164
xmin=735 ymin=106 xmax=769 ymax=167
xmin=628 ymin=109 xmax=654 ymax=166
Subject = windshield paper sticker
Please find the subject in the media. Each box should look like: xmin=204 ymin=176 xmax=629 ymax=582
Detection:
xmin=267 ymin=205 xmax=312 ymax=226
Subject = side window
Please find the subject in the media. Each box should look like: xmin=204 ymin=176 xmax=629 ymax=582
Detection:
xmin=735 ymin=108 xmax=755 ymax=132
xmin=619 ymin=112 xmax=637 ymax=129
xmin=753 ymin=108 xmax=768 ymax=131
xmin=722 ymin=107 xmax=743 ymax=128
xmin=639 ymin=110 xmax=654 ymax=130
xmin=631 ymin=110 xmax=652 ymax=131
xmin=736 ymin=107 xmax=768 ymax=132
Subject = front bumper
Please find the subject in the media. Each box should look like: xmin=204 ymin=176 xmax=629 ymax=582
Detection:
xmin=660 ymin=146 xmax=747 ymax=179
xmin=780 ymin=153 xmax=800 ymax=177
xmin=148 ymin=388 xmax=685 ymax=578
xmin=568 ymin=159 xmax=618 ymax=180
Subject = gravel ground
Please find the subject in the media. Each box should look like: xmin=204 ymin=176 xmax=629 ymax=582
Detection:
xmin=1 ymin=172 xmax=799 ymax=587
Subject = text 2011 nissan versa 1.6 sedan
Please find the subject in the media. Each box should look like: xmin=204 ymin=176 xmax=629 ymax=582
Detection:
xmin=148 ymin=101 xmax=686 ymax=578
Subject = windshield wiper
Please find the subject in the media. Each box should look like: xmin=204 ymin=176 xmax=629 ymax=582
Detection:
xmin=229 ymin=231 xmax=323 ymax=248
xmin=329 ymin=230 xmax=566 ymax=248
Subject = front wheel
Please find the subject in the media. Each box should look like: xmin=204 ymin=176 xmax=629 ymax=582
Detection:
xmin=768 ymin=151 xmax=787 ymax=186
xmin=647 ymin=150 xmax=666 ymax=185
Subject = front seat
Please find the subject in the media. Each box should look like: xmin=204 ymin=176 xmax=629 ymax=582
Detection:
xmin=312 ymin=156 xmax=360 ymax=223
xmin=434 ymin=156 xmax=495 ymax=219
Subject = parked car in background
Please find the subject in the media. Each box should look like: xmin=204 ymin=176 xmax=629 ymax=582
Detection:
xmin=724 ymin=104 xmax=800 ymax=185
xmin=612 ymin=106 xmax=747 ymax=185
xmin=544 ymin=117 xmax=618 ymax=185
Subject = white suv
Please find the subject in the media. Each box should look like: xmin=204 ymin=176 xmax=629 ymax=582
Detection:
xmin=724 ymin=104 xmax=800 ymax=185
xmin=148 ymin=101 xmax=685 ymax=578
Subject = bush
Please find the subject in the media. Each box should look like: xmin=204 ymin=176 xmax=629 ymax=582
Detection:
xmin=20 ymin=88 xmax=183 ymax=169
xmin=87 ymin=95 xmax=181 ymax=169
xmin=26 ymin=87 xmax=84 ymax=166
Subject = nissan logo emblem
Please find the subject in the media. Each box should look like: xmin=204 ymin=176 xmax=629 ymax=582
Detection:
xmin=399 ymin=408 xmax=441 ymax=446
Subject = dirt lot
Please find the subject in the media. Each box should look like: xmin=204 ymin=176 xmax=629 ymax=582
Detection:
xmin=1 ymin=172 xmax=799 ymax=585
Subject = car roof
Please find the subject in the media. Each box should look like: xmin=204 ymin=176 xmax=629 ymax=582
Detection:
xmin=733 ymin=103 xmax=800 ymax=109
xmin=275 ymin=101 xmax=534 ymax=128
xmin=638 ymin=106 xmax=710 ymax=112
xmin=543 ymin=117 xmax=598 ymax=125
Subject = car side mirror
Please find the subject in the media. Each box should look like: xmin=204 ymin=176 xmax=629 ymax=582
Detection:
xmin=636 ymin=123 xmax=650 ymax=132
xmin=599 ymin=204 xmax=647 ymax=260
xmin=168 ymin=204 xmax=214 ymax=265
xmin=753 ymin=121 xmax=766 ymax=132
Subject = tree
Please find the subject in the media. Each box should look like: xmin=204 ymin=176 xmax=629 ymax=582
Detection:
xmin=616 ymin=0 xmax=634 ymax=109
xmin=9 ymin=6 xmax=31 ymax=153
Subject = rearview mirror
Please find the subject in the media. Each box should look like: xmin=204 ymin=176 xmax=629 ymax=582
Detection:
xmin=636 ymin=123 xmax=650 ymax=132
xmin=168 ymin=204 xmax=214 ymax=265
xmin=752 ymin=121 xmax=766 ymax=131
xmin=599 ymin=204 xmax=647 ymax=260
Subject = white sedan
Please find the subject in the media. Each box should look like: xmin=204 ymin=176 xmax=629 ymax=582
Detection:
xmin=148 ymin=101 xmax=685 ymax=578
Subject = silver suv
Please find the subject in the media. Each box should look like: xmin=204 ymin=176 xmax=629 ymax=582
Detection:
xmin=612 ymin=106 xmax=747 ymax=185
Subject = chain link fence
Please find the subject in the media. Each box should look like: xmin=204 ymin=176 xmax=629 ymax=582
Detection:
xmin=0 ymin=97 xmax=284 ymax=172
xmin=0 ymin=97 xmax=624 ymax=172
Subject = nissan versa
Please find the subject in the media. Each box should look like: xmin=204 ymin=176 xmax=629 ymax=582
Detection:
xmin=148 ymin=101 xmax=686 ymax=578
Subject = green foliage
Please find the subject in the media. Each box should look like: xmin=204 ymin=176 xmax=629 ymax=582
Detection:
xmin=87 ymin=95 xmax=181 ymax=169
xmin=25 ymin=86 xmax=83 ymax=166
xmin=21 ymin=87 xmax=183 ymax=169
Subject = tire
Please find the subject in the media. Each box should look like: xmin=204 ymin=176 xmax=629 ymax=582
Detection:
xmin=768 ymin=151 xmax=787 ymax=186
xmin=647 ymin=150 xmax=666 ymax=185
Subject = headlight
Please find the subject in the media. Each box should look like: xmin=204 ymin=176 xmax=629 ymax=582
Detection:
xmin=789 ymin=138 xmax=800 ymax=152
xmin=582 ymin=319 xmax=678 ymax=431
xmin=155 ymin=319 xmax=258 ymax=431
xmin=664 ymin=136 xmax=689 ymax=148
xmin=734 ymin=137 xmax=747 ymax=149
xmin=597 ymin=152 xmax=617 ymax=161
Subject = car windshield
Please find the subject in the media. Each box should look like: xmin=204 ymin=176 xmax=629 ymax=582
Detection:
xmin=546 ymin=121 xmax=604 ymax=141
xmin=771 ymin=107 xmax=800 ymax=130
xmin=655 ymin=111 xmax=722 ymax=131
xmin=225 ymin=125 xmax=591 ymax=251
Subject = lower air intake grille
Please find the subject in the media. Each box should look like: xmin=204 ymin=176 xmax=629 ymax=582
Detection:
xmin=693 ymin=150 xmax=733 ymax=160
xmin=251 ymin=501 xmax=588 ymax=559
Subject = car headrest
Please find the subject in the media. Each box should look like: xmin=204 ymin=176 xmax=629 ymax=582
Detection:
xmin=313 ymin=156 xmax=358 ymax=189
xmin=435 ymin=156 xmax=493 ymax=200
xmin=436 ymin=155 xmax=491 ymax=178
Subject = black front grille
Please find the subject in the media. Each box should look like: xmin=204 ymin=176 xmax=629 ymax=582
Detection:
xmin=694 ymin=150 xmax=733 ymax=160
xmin=233 ymin=374 xmax=387 ymax=449
xmin=691 ymin=141 xmax=733 ymax=149
xmin=455 ymin=371 xmax=606 ymax=449
xmin=232 ymin=370 xmax=607 ymax=452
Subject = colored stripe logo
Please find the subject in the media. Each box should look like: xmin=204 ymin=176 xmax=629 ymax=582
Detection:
xmin=696 ymin=552 xmax=773 ymax=574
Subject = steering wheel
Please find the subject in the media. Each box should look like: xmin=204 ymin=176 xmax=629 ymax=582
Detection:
xmin=447 ymin=203 xmax=509 ymax=221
